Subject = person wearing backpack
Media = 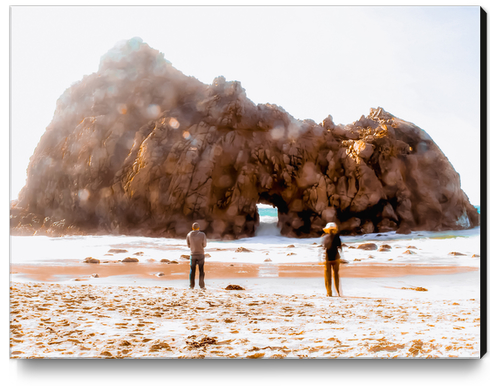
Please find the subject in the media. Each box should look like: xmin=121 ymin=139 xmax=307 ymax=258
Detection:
xmin=321 ymin=222 xmax=342 ymax=297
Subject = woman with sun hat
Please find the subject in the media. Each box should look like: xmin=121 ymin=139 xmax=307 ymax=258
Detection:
xmin=321 ymin=222 xmax=343 ymax=297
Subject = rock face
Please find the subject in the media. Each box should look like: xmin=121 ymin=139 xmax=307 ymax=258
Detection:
xmin=10 ymin=38 xmax=479 ymax=239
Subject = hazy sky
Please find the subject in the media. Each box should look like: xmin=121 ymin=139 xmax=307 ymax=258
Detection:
xmin=10 ymin=5 xmax=481 ymax=204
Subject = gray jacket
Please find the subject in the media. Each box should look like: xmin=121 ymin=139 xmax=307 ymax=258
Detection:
xmin=186 ymin=230 xmax=207 ymax=255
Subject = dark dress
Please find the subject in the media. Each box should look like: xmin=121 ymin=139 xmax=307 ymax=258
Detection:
xmin=322 ymin=233 xmax=342 ymax=261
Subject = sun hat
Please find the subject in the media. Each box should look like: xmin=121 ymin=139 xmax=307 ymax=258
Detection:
xmin=192 ymin=222 xmax=200 ymax=230
xmin=323 ymin=222 xmax=338 ymax=233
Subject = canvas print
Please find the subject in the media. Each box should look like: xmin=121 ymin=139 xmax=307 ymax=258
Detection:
xmin=10 ymin=5 xmax=483 ymax=359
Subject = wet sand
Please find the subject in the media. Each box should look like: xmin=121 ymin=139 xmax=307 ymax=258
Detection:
xmin=10 ymin=261 xmax=478 ymax=283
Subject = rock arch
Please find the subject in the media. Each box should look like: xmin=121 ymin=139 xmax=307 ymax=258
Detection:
xmin=11 ymin=38 xmax=479 ymax=238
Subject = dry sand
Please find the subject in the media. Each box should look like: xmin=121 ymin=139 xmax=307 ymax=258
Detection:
xmin=9 ymin=262 xmax=480 ymax=359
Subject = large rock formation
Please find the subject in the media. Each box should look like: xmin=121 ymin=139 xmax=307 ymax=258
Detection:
xmin=11 ymin=38 xmax=479 ymax=238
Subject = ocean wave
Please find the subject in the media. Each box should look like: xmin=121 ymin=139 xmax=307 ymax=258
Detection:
xmin=259 ymin=215 xmax=278 ymax=224
xmin=255 ymin=219 xmax=281 ymax=237
xmin=341 ymin=226 xmax=481 ymax=243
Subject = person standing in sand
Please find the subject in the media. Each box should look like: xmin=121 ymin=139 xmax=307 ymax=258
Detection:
xmin=321 ymin=222 xmax=342 ymax=297
xmin=186 ymin=222 xmax=207 ymax=290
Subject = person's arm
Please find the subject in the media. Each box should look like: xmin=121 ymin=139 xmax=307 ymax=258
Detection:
xmin=202 ymin=233 xmax=207 ymax=249
xmin=186 ymin=233 xmax=191 ymax=249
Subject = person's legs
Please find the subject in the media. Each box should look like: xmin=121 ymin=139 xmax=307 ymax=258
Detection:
xmin=333 ymin=260 xmax=341 ymax=296
xmin=198 ymin=256 xmax=205 ymax=289
xmin=189 ymin=256 xmax=197 ymax=289
xmin=324 ymin=261 xmax=333 ymax=296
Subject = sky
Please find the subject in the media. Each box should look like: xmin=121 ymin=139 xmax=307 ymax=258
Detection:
xmin=9 ymin=4 xmax=482 ymax=205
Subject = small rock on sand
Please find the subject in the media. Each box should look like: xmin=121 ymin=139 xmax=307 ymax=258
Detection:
xmin=264 ymin=258 xmax=272 ymax=262
xmin=407 ymin=246 xmax=417 ymax=249
xmin=472 ymin=254 xmax=480 ymax=258
xmin=402 ymin=250 xmax=416 ymax=255
xmin=122 ymin=257 xmax=139 ymax=263
xmin=225 ymin=284 xmax=245 ymax=290
xmin=133 ymin=252 xmax=144 ymax=256
xmin=449 ymin=252 xmax=466 ymax=256
xmin=180 ymin=255 xmax=190 ymax=260
xmin=83 ymin=257 xmax=100 ymax=264
xmin=156 ymin=273 xmax=165 ymax=277
xmin=357 ymin=243 xmax=377 ymax=250
xmin=91 ymin=274 xmax=99 ymax=278
xmin=402 ymin=287 xmax=428 ymax=292
xmin=378 ymin=247 xmax=390 ymax=252
xmin=380 ymin=244 xmax=392 ymax=249
xmin=108 ymin=249 xmax=128 ymax=254
xmin=235 ymin=247 xmax=252 ymax=253
xmin=287 ymin=245 xmax=295 ymax=248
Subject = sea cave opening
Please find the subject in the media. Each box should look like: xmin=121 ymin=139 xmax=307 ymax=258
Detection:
xmin=255 ymin=203 xmax=280 ymax=237
xmin=255 ymin=193 xmax=288 ymax=237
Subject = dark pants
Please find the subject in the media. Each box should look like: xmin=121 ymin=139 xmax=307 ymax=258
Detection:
xmin=324 ymin=259 xmax=341 ymax=296
xmin=189 ymin=254 xmax=205 ymax=289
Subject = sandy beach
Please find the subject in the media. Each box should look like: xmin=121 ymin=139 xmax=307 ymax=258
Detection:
xmin=10 ymin=260 xmax=481 ymax=359
xmin=9 ymin=224 xmax=482 ymax=359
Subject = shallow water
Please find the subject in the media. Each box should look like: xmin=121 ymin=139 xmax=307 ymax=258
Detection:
xmin=10 ymin=214 xmax=481 ymax=269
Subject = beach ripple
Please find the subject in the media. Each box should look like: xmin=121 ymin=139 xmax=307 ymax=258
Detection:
xmin=9 ymin=282 xmax=480 ymax=359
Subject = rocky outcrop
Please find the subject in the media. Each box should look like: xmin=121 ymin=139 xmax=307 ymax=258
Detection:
xmin=10 ymin=38 xmax=479 ymax=239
